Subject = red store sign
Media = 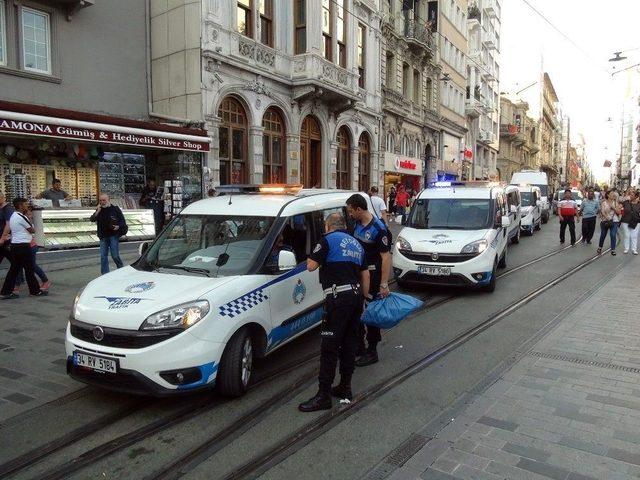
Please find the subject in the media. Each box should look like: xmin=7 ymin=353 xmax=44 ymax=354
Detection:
xmin=394 ymin=157 xmax=417 ymax=170
xmin=0 ymin=118 xmax=210 ymax=152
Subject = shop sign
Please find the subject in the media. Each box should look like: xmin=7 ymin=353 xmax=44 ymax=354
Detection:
xmin=384 ymin=152 xmax=423 ymax=176
xmin=0 ymin=118 xmax=210 ymax=152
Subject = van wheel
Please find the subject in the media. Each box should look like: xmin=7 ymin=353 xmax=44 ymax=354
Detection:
xmin=217 ymin=328 xmax=253 ymax=398
xmin=498 ymin=248 xmax=507 ymax=269
xmin=482 ymin=261 xmax=497 ymax=293
xmin=512 ymin=227 xmax=520 ymax=244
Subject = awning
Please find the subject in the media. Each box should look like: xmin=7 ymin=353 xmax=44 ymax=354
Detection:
xmin=0 ymin=102 xmax=210 ymax=152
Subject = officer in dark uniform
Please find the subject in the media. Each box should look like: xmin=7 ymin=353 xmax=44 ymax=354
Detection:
xmin=298 ymin=213 xmax=370 ymax=412
xmin=346 ymin=193 xmax=392 ymax=366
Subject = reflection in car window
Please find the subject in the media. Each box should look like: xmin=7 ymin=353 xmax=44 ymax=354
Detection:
xmin=139 ymin=215 xmax=275 ymax=277
xmin=408 ymin=199 xmax=492 ymax=230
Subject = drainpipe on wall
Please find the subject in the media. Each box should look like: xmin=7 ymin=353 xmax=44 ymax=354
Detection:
xmin=144 ymin=0 xmax=193 ymax=125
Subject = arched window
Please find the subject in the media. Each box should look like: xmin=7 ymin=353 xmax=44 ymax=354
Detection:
xmin=262 ymin=107 xmax=286 ymax=183
xmin=358 ymin=133 xmax=370 ymax=192
xmin=415 ymin=141 xmax=421 ymax=159
xmin=386 ymin=133 xmax=395 ymax=152
xmin=402 ymin=136 xmax=409 ymax=156
xmin=218 ymin=97 xmax=248 ymax=184
xmin=336 ymin=126 xmax=351 ymax=189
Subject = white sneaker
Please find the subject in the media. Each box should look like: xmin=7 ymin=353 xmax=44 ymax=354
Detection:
xmin=623 ymin=250 xmax=629 ymax=254
xmin=633 ymin=251 xmax=639 ymax=255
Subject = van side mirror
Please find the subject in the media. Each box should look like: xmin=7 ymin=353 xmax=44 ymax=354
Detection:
xmin=278 ymin=250 xmax=297 ymax=272
xmin=510 ymin=205 xmax=517 ymax=213
xmin=501 ymin=215 xmax=511 ymax=228
xmin=138 ymin=242 xmax=149 ymax=257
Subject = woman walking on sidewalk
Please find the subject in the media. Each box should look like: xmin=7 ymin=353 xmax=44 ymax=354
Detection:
xmin=597 ymin=191 xmax=623 ymax=256
xmin=620 ymin=189 xmax=640 ymax=255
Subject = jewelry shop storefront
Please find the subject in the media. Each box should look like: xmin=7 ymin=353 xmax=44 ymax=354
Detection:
xmin=0 ymin=102 xmax=210 ymax=249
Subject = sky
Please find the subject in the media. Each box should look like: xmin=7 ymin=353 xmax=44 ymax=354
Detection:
xmin=499 ymin=0 xmax=640 ymax=182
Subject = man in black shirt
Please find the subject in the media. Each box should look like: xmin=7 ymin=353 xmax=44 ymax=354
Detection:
xmin=298 ymin=213 xmax=370 ymax=412
xmin=139 ymin=179 xmax=164 ymax=235
xmin=90 ymin=194 xmax=126 ymax=274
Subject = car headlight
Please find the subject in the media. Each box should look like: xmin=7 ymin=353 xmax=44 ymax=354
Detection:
xmin=71 ymin=287 xmax=85 ymax=320
xmin=461 ymin=239 xmax=488 ymax=254
xmin=395 ymin=235 xmax=412 ymax=251
xmin=140 ymin=300 xmax=210 ymax=330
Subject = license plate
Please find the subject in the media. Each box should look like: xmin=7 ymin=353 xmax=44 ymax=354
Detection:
xmin=73 ymin=351 xmax=117 ymax=373
xmin=417 ymin=265 xmax=451 ymax=276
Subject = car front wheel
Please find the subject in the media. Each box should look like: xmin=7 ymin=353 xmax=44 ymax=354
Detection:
xmin=217 ymin=328 xmax=253 ymax=398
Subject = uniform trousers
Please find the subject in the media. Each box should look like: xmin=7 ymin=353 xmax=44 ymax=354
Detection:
xmin=358 ymin=267 xmax=382 ymax=353
xmin=318 ymin=291 xmax=362 ymax=393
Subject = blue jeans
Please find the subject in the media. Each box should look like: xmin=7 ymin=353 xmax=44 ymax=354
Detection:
xmin=100 ymin=236 xmax=124 ymax=274
xmin=598 ymin=221 xmax=619 ymax=251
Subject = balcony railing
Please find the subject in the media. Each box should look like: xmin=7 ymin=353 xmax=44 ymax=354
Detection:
xmin=404 ymin=19 xmax=435 ymax=52
xmin=465 ymin=98 xmax=483 ymax=118
xmin=292 ymin=54 xmax=359 ymax=101
xmin=484 ymin=0 xmax=499 ymax=19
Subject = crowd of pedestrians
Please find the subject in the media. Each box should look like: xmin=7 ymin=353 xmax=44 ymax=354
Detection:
xmin=560 ymin=185 xmax=640 ymax=256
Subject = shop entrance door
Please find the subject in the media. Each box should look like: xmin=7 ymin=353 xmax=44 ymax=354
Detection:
xmin=300 ymin=116 xmax=321 ymax=188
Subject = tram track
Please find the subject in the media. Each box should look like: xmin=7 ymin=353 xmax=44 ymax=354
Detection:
xmin=1 ymin=240 xmax=582 ymax=480
xmin=213 ymin=248 xmax=608 ymax=480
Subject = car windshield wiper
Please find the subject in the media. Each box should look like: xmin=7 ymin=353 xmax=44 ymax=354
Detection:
xmin=157 ymin=265 xmax=214 ymax=277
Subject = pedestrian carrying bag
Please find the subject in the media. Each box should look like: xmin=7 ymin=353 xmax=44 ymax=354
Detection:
xmin=361 ymin=292 xmax=423 ymax=329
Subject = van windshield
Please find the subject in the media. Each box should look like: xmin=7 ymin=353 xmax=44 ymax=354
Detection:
xmin=521 ymin=192 xmax=535 ymax=206
xmin=136 ymin=215 xmax=275 ymax=277
xmin=407 ymin=199 xmax=492 ymax=230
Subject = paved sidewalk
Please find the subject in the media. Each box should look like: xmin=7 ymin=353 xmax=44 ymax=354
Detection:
xmin=384 ymin=257 xmax=640 ymax=480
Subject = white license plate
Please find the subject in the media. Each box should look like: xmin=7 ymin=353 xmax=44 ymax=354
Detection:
xmin=73 ymin=351 xmax=117 ymax=373
xmin=417 ymin=265 xmax=451 ymax=276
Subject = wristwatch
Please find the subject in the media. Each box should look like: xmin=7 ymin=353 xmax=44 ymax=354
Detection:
xmin=380 ymin=283 xmax=389 ymax=289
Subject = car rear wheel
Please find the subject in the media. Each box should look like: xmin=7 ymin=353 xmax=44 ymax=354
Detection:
xmin=217 ymin=328 xmax=253 ymax=398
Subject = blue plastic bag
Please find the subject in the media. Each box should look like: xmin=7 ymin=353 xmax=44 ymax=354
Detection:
xmin=361 ymin=292 xmax=423 ymax=329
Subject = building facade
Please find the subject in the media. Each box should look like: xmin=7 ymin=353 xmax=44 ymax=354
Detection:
xmin=497 ymin=96 xmax=538 ymax=182
xmin=379 ymin=0 xmax=440 ymax=197
xmin=150 ymin=0 xmax=383 ymax=190
xmin=438 ymin=0 xmax=468 ymax=181
xmin=538 ymin=73 xmax=560 ymax=190
xmin=465 ymin=0 xmax=500 ymax=181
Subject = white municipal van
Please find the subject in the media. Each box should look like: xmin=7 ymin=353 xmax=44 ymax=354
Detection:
xmin=393 ymin=182 xmax=511 ymax=292
xmin=518 ymin=185 xmax=542 ymax=235
xmin=504 ymin=185 xmax=522 ymax=244
xmin=65 ymin=186 xmax=375 ymax=397
xmin=510 ymin=170 xmax=550 ymax=223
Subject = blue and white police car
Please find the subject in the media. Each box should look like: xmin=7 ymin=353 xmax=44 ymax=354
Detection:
xmin=518 ymin=185 xmax=542 ymax=235
xmin=393 ymin=182 xmax=511 ymax=292
xmin=66 ymin=185 xmax=375 ymax=397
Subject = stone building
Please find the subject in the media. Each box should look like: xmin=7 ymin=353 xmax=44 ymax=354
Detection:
xmin=466 ymin=0 xmax=500 ymax=180
xmin=150 ymin=0 xmax=383 ymax=190
xmin=379 ymin=0 xmax=440 ymax=195
xmin=497 ymin=96 xmax=539 ymax=182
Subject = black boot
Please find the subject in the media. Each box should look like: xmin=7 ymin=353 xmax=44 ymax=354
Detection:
xmin=298 ymin=391 xmax=332 ymax=412
xmin=331 ymin=380 xmax=353 ymax=401
xmin=356 ymin=349 xmax=379 ymax=367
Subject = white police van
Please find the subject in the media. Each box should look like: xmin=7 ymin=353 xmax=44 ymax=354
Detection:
xmin=518 ymin=185 xmax=542 ymax=235
xmin=66 ymin=185 xmax=375 ymax=397
xmin=393 ymin=182 xmax=511 ymax=292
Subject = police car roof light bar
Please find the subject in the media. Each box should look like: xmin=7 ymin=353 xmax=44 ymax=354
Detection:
xmin=216 ymin=184 xmax=303 ymax=196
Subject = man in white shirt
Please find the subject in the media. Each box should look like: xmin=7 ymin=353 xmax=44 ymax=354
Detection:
xmin=369 ymin=186 xmax=388 ymax=222
xmin=1 ymin=198 xmax=47 ymax=299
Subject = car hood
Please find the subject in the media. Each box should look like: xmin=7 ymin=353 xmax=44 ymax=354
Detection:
xmin=74 ymin=266 xmax=236 ymax=329
xmin=398 ymin=228 xmax=494 ymax=254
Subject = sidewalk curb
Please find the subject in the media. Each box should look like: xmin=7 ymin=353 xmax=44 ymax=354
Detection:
xmin=360 ymin=258 xmax=629 ymax=480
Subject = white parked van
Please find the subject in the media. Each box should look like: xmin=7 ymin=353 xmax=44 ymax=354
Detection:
xmin=518 ymin=185 xmax=542 ymax=235
xmin=504 ymin=185 xmax=522 ymax=244
xmin=393 ymin=181 xmax=511 ymax=292
xmin=65 ymin=186 xmax=375 ymax=397
xmin=510 ymin=170 xmax=550 ymax=223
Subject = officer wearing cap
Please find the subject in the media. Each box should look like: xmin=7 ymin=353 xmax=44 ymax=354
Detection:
xmin=346 ymin=193 xmax=392 ymax=367
xmin=298 ymin=213 xmax=370 ymax=412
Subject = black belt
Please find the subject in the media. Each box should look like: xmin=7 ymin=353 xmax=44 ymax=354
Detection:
xmin=323 ymin=284 xmax=360 ymax=298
